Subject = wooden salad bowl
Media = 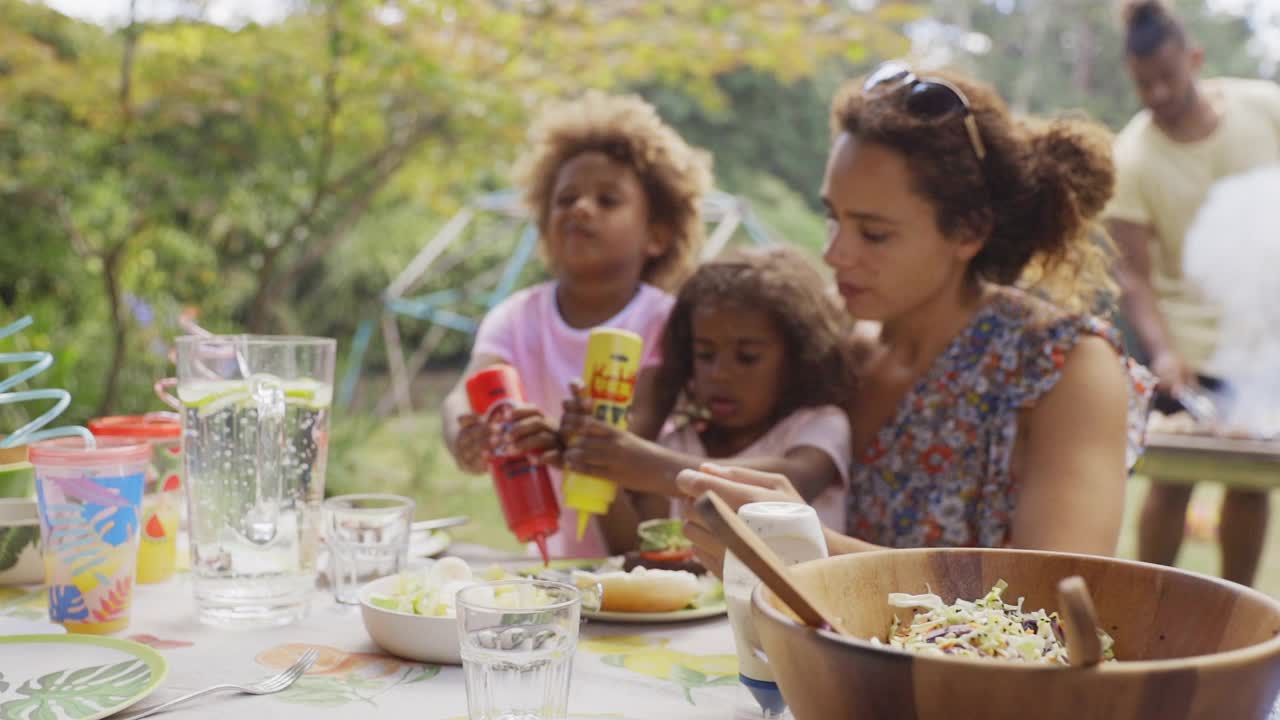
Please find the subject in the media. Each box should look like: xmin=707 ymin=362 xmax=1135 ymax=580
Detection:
xmin=752 ymin=548 xmax=1280 ymax=720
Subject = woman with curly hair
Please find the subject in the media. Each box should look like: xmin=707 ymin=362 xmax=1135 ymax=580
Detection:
xmin=679 ymin=64 xmax=1155 ymax=569
xmin=558 ymin=244 xmax=856 ymax=532
xmin=440 ymin=90 xmax=712 ymax=557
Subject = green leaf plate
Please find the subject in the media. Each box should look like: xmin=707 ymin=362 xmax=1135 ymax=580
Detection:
xmin=0 ymin=634 xmax=168 ymax=720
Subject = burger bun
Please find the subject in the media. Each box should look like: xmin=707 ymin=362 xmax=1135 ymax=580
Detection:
xmin=575 ymin=566 xmax=701 ymax=613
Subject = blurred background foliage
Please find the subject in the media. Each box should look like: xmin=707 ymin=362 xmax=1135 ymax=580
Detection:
xmin=2 ymin=0 xmax=1278 ymax=565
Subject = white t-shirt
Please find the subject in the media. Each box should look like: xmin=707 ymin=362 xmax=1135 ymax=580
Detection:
xmin=658 ymin=405 xmax=853 ymax=532
xmin=471 ymin=280 xmax=675 ymax=558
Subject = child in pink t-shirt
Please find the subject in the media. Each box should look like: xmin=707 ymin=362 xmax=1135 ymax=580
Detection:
xmin=559 ymin=245 xmax=856 ymax=535
xmin=441 ymin=91 xmax=713 ymax=558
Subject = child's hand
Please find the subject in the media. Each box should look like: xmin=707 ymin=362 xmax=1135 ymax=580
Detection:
xmin=491 ymin=405 xmax=561 ymax=463
xmin=560 ymin=382 xmax=645 ymax=480
xmin=561 ymin=413 xmax=638 ymax=479
xmin=558 ymin=380 xmax=637 ymax=478
xmin=454 ymin=414 xmax=490 ymax=474
xmin=557 ymin=380 xmax=594 ymax=437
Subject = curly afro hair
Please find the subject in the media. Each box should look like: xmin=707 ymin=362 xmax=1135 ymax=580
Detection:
xmin=655 ymin=244 xmax=855 ymax=424
xmin=514 ymin=91 xmax=714 ymax=292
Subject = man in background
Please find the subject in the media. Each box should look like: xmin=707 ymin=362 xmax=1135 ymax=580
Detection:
xmin=1107 ymin=0 xmax=1280 ymax=586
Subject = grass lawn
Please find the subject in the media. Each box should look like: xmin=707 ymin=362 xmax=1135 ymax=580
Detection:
xmin=1120 ymin=477 xmax=1280 ymax=598
xmin=327 ymin=410 xmax=522 ymax=553
xmin=334 ymin=371 xmax=1280 ymax=597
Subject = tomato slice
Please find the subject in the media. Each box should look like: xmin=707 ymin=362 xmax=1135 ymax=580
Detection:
xmin=640 ymin=547 xmax=694 ymax=563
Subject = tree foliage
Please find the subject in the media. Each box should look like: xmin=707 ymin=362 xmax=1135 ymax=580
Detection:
xmin=2 ymin=0 xmax=1275 ymax=428
xmin=0 ymin=0 xmax=917 ymax=423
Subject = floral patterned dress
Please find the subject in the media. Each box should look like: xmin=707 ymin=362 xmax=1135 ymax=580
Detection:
xmin=847 ymin=288 xmax=1154 ymax=548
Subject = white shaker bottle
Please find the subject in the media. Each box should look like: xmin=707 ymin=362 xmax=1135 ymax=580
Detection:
xmin=723 ymin=501 xmax=828 ymax=717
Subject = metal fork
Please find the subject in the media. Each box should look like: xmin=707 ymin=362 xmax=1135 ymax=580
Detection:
xmin=126 ymin=648 xmax=318 ymax=719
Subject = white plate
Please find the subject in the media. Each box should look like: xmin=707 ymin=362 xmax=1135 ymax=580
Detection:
xmin=0 ymin=634 xmax=168 ymax=720
xmin=411 ymin=529 xmax=450 ymax=558
xmin=584 ymin=603 xmax=727 ymax=624
xmin=519 ymin=558 xmax=728 ymax=624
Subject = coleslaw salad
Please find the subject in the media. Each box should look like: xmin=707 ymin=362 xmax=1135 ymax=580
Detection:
xmin=872 ymin=580 xmax=1116 ymax=665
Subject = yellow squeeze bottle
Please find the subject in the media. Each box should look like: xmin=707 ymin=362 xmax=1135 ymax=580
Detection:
xmin=564 ymin=328 xmax=643 ymax=539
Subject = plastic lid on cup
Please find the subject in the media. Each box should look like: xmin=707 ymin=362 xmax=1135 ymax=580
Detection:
xmin=28 ymin=437 xmax=153 ymax=467
xmin=88 ymin=413 xmax=181 ymax=440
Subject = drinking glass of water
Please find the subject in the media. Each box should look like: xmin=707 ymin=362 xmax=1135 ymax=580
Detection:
xmin=324 ymin=493 xmax=414 ymax=604
xmin=457 ymin=579 xmax=581 ymax=720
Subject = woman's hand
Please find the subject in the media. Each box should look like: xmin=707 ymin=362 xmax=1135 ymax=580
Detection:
xmin=674 ymin=464 xmax=805 ymax=578
xmin=676 ymin=463 xmax=805 ymax=507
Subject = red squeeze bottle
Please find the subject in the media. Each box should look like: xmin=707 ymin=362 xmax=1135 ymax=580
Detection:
xmin=465 ymin=365 xmax=559 ymax=565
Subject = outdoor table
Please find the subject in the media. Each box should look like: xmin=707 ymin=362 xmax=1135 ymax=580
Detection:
xmin=2 ymin=543 xmax=1279 ymax=719
xmin=1139 ymin=432 xmax=1280 ymax=491
xmin=0 ymin=543 xmax=759 ymax=719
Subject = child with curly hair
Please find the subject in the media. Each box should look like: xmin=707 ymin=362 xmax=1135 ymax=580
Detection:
xmin=441 ymin=91 xmax=713 ymax=557
xmin=557 ymin=245 xmax=856 ymax=533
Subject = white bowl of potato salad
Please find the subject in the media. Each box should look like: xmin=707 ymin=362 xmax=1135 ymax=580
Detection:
xmin=359 ymin=557 xmax=486 ymax=664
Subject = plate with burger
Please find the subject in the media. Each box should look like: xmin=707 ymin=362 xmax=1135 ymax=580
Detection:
xmin=522 ymin=519 xmax=726 ymax=623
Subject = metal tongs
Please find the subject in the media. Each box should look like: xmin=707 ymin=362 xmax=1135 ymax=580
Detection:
xmin=1173 ymin=385 xmax=1220 ymax=427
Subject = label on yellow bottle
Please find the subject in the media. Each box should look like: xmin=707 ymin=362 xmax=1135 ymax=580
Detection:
xmin=564 ymin=328 xmax=643 ymax=539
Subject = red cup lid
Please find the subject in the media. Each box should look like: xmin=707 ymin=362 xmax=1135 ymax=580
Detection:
xmin=88 ymin=413 xmax=181 ymax=439
xmin=28 ymin=437 xmax=153 ymax=467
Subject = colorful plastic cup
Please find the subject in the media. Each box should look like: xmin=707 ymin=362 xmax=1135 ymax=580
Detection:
xmin=28 ymin=437 xmax=149 ymax=634
xmin=88 ymin=414 xmax=183 ymax=584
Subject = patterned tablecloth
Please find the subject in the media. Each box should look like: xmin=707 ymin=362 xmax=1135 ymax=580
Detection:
xmin=0 ymin=545 xmax=765 ymax=720
xmin=1 ymin=544 xmax=1278 ymax=720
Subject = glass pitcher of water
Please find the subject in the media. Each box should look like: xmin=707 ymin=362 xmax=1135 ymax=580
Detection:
xmin=177 ymin=335 xmax=336 ymax=626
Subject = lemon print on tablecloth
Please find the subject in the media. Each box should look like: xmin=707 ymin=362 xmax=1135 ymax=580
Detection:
xmin=582 ymin=635 xmax=738 ymax=704
xmin=255 ymin=643 xmax=440 ymax=708
xmin=0 ymin=586 xmax=46 ymax=620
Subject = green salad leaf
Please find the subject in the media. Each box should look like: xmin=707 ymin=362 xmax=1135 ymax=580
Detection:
xmin=637 ymin=518 xmax=692 ymax=552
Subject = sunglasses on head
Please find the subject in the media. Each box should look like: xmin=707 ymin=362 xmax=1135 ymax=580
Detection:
xmin=862 ymin=61 xmax=987 ymax=161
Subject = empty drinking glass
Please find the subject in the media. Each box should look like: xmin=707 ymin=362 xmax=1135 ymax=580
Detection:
xmin=457 ymin=579 xmax=581 ymax=720
xmin=324 ymin=494 xmax=414 ymax=604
